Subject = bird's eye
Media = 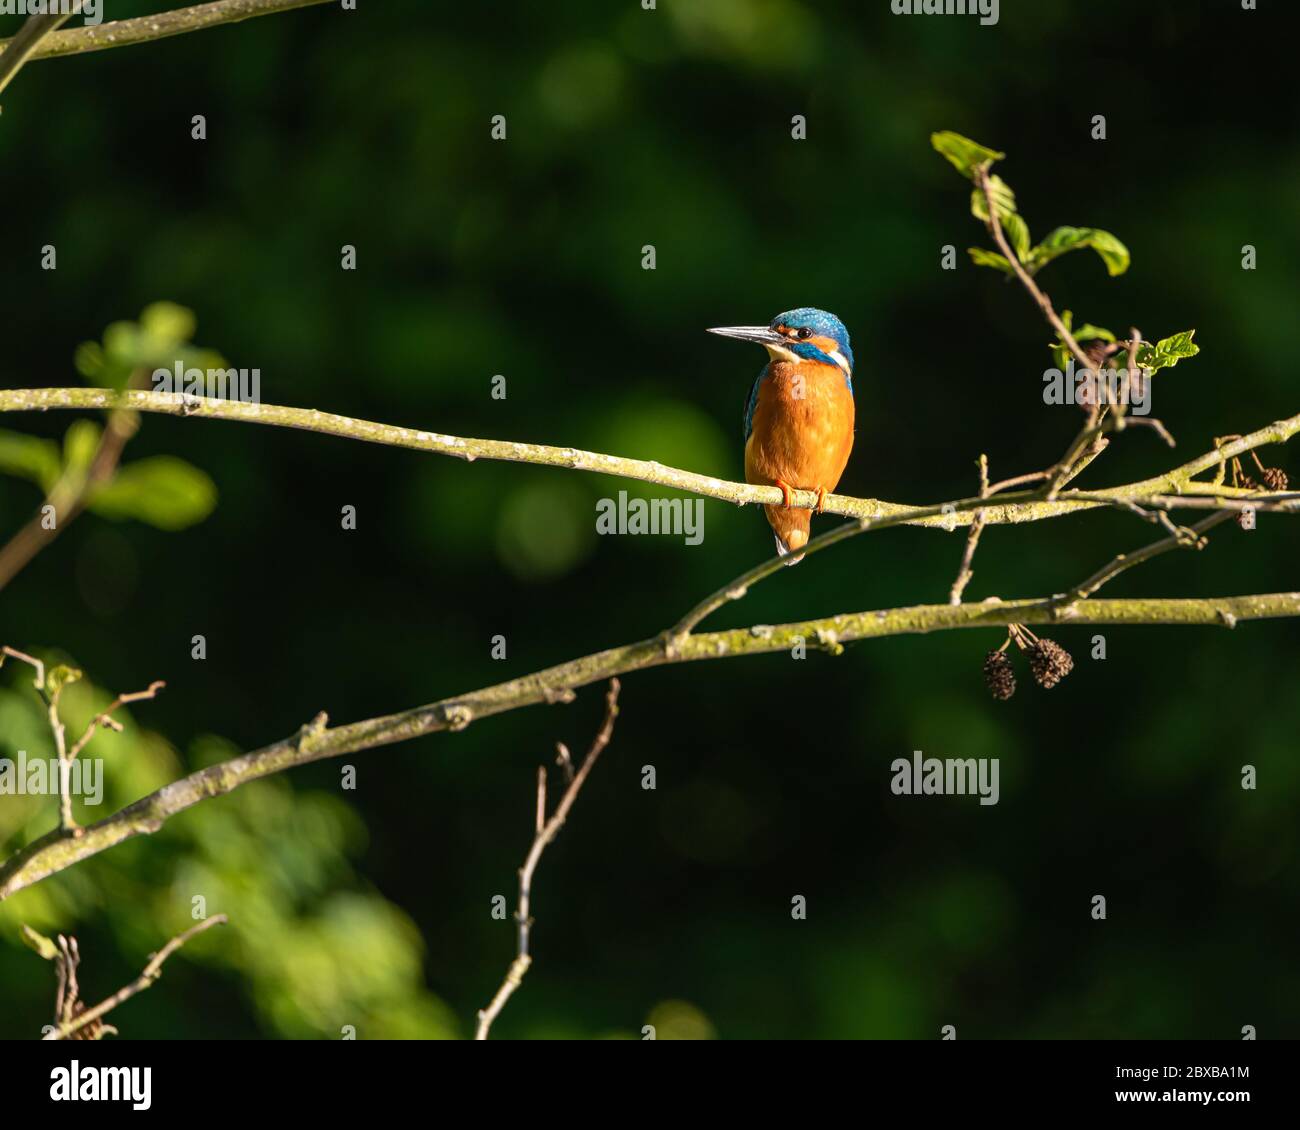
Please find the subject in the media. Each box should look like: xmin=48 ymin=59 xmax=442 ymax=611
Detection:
xmin=797 ymin=327 xmax=812 ymax=340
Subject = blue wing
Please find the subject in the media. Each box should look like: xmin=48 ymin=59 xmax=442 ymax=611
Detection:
xmin=742 ymin=367 xmax=766 ymax=442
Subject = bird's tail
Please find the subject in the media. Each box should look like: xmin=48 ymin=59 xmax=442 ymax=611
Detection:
xmin=774 ymin=533 xmax=806 ymax=567
xmin=768 ymin=506 xmax=810 ymax=566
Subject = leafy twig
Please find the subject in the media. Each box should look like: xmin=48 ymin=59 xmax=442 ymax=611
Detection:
xmin=0 ymin=649 xmax=164 ymax=832
xmin=973 ymin=168 xmax=1173 ymax=497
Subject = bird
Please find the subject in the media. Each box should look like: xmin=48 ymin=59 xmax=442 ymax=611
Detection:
xmin=708 ymin=308 xmax=855 ymax=562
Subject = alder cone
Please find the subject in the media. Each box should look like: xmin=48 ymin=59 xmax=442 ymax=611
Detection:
xmin=984 ymin=649 xmax=1016 ymax=701
xmin=1028 ymin=639 xmax=1073 ymax=689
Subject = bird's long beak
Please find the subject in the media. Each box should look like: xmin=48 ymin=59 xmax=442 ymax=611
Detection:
xmin=706 ymin=325 xmax=785 ymax=346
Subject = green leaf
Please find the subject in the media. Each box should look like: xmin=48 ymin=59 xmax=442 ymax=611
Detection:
xmin=140 ymin=301 xmax=196 ymax=346
xmin=1136 ymin=330 xmax=1199 ymax=372
xmin=77 ymin=302 xmax=210 ymax=391
xmin=0 ymin=429 xmax=61 ymax=491
xmin=968 ymin=175 xmax=1027 ymax=261
xmin=1081 ymin=229 xmax=1129 ymax=276
xmin=63 ymin=420 xmax=102 ymax=475
xmin=931 ymin=131 xmax=1004 ymax=180
xmin=74 ymin=341 xmax=105 ymax=380
xmin=1025 ymin=226 xmax=1130 ymax=276
xmin=1002 ymin=213 xmax=1031 ymax=262
xmin=47 ymin=664 xmax=83 ymax=697
xmin=1073 ymin=324 xmax=1116 ymax=343
xmin=1050 ymin=313 xmax=1116 ymax=371
xmin=970 ymin=174 xmax=1017 ymax=222
xmin=20 ymin=925 xmax=60 ymax=961
xmin=967 ymin=247 xmax=1014 ymax=274
xmin=88 ymin=456 xmax=218 ymax=530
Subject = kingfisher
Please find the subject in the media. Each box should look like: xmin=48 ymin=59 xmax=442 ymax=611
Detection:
xmin=708 ymin=308 xmax=855 ymax=561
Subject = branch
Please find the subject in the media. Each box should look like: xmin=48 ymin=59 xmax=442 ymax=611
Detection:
xmin=974 ymin=168 xmax=1171 ymax=497
xmin=3 ymin=590 xmax=1297 ymax=902
xmin=949 ymin=453 xmax=989 ymax=604
xmin=1 ymin=648 xmax=76 ymax=831
xmin=475 ymin=679 xmax=621 ymax=1040
xmin=0 ymin=0 xmax=331 ymax=65
xmin=1053 ymin=512 xmax=1233 ymax=606
xmin=975 ymin=167 xmax=1095 ymax=376
xmin=42 ymin=915 xmax=227 ymax=1040
xmin=1 ymin=388 xmax=1295 ymax=533
xmin=0 ymin=2 xmax=77 ymax=97
xmin=0 ymin=650 xmax=163 ymax=832
xmin=0 ymin=389 xmax=141 ymax=593
xmin=67 ymin=680 xmax=167 ymax=761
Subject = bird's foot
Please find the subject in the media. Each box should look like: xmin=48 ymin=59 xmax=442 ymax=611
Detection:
xmin=815 ymin=486 xmax=828 ymax=514
xmin=775 ymin=478 xmax=795 ymax=509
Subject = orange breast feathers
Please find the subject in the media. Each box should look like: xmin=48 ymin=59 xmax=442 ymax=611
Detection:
xmin=744 ymin=359 xmax=855 ymax=553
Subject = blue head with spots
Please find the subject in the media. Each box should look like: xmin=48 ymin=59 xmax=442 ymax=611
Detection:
xmin=710 ymin=308 xmax=856 ymax=442
xmin=770 ymin=308 xmax=854 ymax=374
xmin=708 ymin=307 xmax=854 ymax=383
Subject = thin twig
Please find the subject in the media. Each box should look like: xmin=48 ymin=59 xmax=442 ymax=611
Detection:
xmin=1066 ymin=491 xmax=1299 ymax=514
xmin=950 ymin=454 xmax=989 ymax=604
xmin=1125 ymin=416 xmax=1177 ymax=448
xmin=67 ymin=681 xmax=166 ymax=761
xmin=1054 ymin=513 xmax=1234 ymax=606
xmin=0 ymin=645 xmax=45 ymax=689
xmin=0 ymin=386 xmax=141 ymax=594
xmin=973 ymin=169 xmax=1175 ymax=497
xmin=43 ymin=915 xmax=228 ymax=1040
xmin=1 ymin=653 xmax=163 ymax=833
xmin=0 ymin=0 xmax=330 ymax=65
xmin=475 ymin=679 xmax=622 ymax=1040
xmin=0 ymin=1 xmax=80 ymax=97
xmin=974 ymin=166 xmax=1095 ymax=373
xmin=1 ymin=647 xmax=76 ymax=830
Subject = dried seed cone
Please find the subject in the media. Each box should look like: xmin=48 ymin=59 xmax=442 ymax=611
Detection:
xmin=1028 ymin=639 xmax=1073 ymax=689
xmin=984 ymin=649 xmax=1017 ymax=701
xmin=1262 ymin=466 xmax=1289 ymax=491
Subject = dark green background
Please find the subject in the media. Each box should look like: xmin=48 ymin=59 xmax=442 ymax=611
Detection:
xmin=1 ymin=0 xmax=1295 ymax=1039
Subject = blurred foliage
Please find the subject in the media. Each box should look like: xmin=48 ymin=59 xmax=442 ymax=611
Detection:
xmin=0 ymin=663 xmax=459 ymax=1037
xmin=1 ymin=0 xmax=1297 ymax=1039
xmin=1 ymin=302 xmax=219 ymax=530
